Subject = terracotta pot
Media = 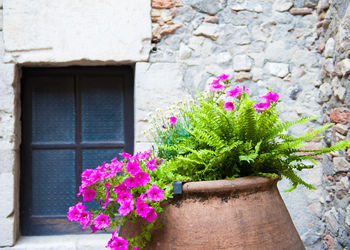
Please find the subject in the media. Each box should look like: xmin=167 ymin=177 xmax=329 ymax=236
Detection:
xmin=119 ymin=176 xmax=305 ymax=250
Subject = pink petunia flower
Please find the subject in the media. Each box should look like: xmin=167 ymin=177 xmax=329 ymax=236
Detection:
xmin=82 ymin=189 xmax=96 ymax=202
xmin=209 ymin=79 xmax=220 ymax=85
xmin=210 ymin=84 xmax=226 ymax=91
xmin=218 ymin=74 xmax=230 ymax=81
xmin=92 ymin=213 xmax=110 ymax=230
xmin=226 ymin=86 xmax=248 ymax=98
xmin=118 ymin=199 xmax=134 ymax=216
xmin=119 ymin=152 xmax=133 ymax=160
xmin=125 ymin=161 xmax=141 ymax=176
xmin=259 ymin=92 xmax=279 ymax=103
xmin=102 ymin=183 xmax=111 ymax=209
xmin=223 ymin=102 xmax=234 ymax=111
xmin=145 ymin=184 xmax=165 ymax=202
xmin=133 ymin=247 xmax=140 ymax=250
xmin=135 ymin=199 xmax=151 ymax=218
xmin=134 ymin=171 xmax=150 ymax=187
xmin=146 ymin=159 xmax=158 ymax=171
xmin=90 ymin=224 xmax=98 ymax=233
xmin=113 ymin=183 xmax=130 ymax=194
xmin=79 ymin=210 xmax=92 ymax=230
xmin=67 ymin=202 xmax=86 ymax=222
xmin=124 ymin=176 xmax=139 ymax=188
xmin=253 ymin=102 xmax=270 ymax=113
xmin=106 ymin=235 xmax=129 ymax=250
xmin=116 ymin=191 xmax=133 ymax=205
xmin=169 ymin=116 xmax=177 ymax=126
xmin=145 ymin=207 xmax=157 ymax=223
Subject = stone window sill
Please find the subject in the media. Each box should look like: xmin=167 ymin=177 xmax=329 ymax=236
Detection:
xmin=2 ymin=234 xmax=110 ymax=250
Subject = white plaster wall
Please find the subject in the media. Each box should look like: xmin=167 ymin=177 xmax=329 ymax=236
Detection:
xmin=3 ymin=0 xmax=152 ymax=64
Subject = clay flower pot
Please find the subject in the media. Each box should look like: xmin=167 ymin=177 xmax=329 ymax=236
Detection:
xmin=120 ymin=176 xmax=305 ymax=250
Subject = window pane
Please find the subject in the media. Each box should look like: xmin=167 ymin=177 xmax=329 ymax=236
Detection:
xmin=82 ymin=149 xmax=123 ymax=170
xmin=32 ymin=149 xmax=76 ymax=216
xmin=31 ymin=76 xmax=75 ymax=143
xmin=81 ymin=76 xmax=124 ymax=142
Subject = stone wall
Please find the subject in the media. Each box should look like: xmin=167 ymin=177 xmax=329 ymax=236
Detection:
xmin=0 ymin=0 xmax=348 ymax=249
xmin=134 ymin=0 xmax=346 ymax=249
xmin=317 ymin=0 xmax=350 ymax=249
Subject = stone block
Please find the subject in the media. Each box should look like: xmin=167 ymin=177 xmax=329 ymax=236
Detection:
xmin=333 ymin=157 xmax=350 ymax=172
xmin=3 ymin=0 xmax=151 ymax=63
xmin=265 ymin=62 xmax=289 ymax=78
xmin=325 ymin=207 xmax=338 ymax=235
xmin=134 ymin=63 xmax=189 ymax=144
xmin=333 ymin=124 xmax=347 ymax=135
xmin=0 ymin=172 xmax=14 ymax=218
xmin=273 ymin=0 xmax=293 ymax=12
xmin=324 ymin=38 xmax=335 ymax=58
xmin=339 ymin=59 xmax=350 ymax=76
xmin=330 ymin=108 xmax=350 ymax=124
xmin=233 ymin=55 xmax=252 ymax=71
xmin=193 ymin=23 xmax=218 ymax=41
xmin=190 ymin=0 xmax=225 ymax=15
xmin=318 ymin=82 xmax=333 ymax=103
xmin=0 ymin=216 xmax=14 ymax=246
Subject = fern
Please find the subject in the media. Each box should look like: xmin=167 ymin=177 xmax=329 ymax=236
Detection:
xmin=149 ymin=77 xmax=350 ymax=191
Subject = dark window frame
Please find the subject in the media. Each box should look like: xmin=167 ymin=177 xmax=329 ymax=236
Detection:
xmin=20 ymin=66 xmax=134 ymax=235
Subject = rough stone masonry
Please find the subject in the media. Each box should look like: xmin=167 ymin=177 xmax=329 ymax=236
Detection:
xmin=0 ymin=0 xmax=349 ymax=249
xmin=138 ymin=0 xmax=349 ymax=249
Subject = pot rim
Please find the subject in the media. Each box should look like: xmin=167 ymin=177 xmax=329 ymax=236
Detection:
xmin=181 ymin=176 xmax=278 ymax=194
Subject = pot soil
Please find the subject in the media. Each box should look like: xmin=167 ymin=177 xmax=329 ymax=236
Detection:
xmin=120 ymin=176 xmax=305 ymax=250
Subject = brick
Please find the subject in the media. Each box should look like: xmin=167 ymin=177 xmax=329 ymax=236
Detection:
xmin=330 ymin=108 xmax=350 ymax=124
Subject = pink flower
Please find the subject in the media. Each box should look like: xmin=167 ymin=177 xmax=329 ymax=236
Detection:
xmin=67 ymin=202 xmax=85 ymax=222
xmin=210 ymin=84 xmax=225 ymax=91
xmin=133 ymin=247 xmax=140 ymax=250
xmin=134 ymin=171 xmax=150 ymax=187
xmin=113 ymin=183 xmax=130 ymax=194
xmin=146 ymin=159 xmax=157 ymax=171
xmin=259 ymin=92 xmax=279 ymax=103
xmin=107 ymin=236 xmax=129 ymax=250
xmin=136 ymin=200 xmax=151 ymax=218
xmin=218 ymin=74 xmax=230 ymax=81
xmin=145 ymin=207 xmax=157 ymax=223
xmin=79 ymin=210 xmax=92 ymax=230
xmin=145 ymin=184 xmax=165 ymax=202
xmin=102 ymin=183 xmax=111 ymax=209
xmin=116 ymin=191 xmax=133 ymax=205
xmin=253 ymin=102 xmax=270 ymax=113
xmin=124 ymin=176 xmax=139 ymax=188
xmin=90 ymin=224 xmax=98 ymax=233
xmin=169 ymin=116 xmax=177 ymax=126
xmin=209 ymin=79 xmax=220 ymax=85
xmin=223 ymin=102 xmax=234 ymax=111
xmin=92 ymin=213 xmax=110 ymax=230
xmin=119 ymin=152 xmax=133 ymax=160
xmin=82 ymin=189 xmax=96 ymax=202
xmin=226 ymin=86 xmax=248 ymax=98
xmin=125 ymin=161 xmax=141 ymax=176
xmin=118 ymin=200 xmax=134 ymax=216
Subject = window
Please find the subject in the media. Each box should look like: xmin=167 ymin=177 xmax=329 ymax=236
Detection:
xmin=20 ymin=66 xmax=134 ymax=235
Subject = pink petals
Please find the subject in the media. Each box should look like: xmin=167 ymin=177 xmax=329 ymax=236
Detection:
xmin=259 ymin=92 xmax=279 ymax=103
xmin=223 ymin=102 xmax=234 ymax=111
xmin=169 ymin=116 xmax=178 ymax=126
xmin=146 ymin=184 xmax=165 ymax=202
xmin=253 ymin=102 xmax=270 ymax=113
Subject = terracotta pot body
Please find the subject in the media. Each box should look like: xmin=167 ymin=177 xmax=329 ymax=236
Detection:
xmin=120 ymin=177 xmax=305 ymax=250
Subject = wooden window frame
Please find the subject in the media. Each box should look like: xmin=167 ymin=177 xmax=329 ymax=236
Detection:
xmin=20 ymin=66 xmax=134 ymax=235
